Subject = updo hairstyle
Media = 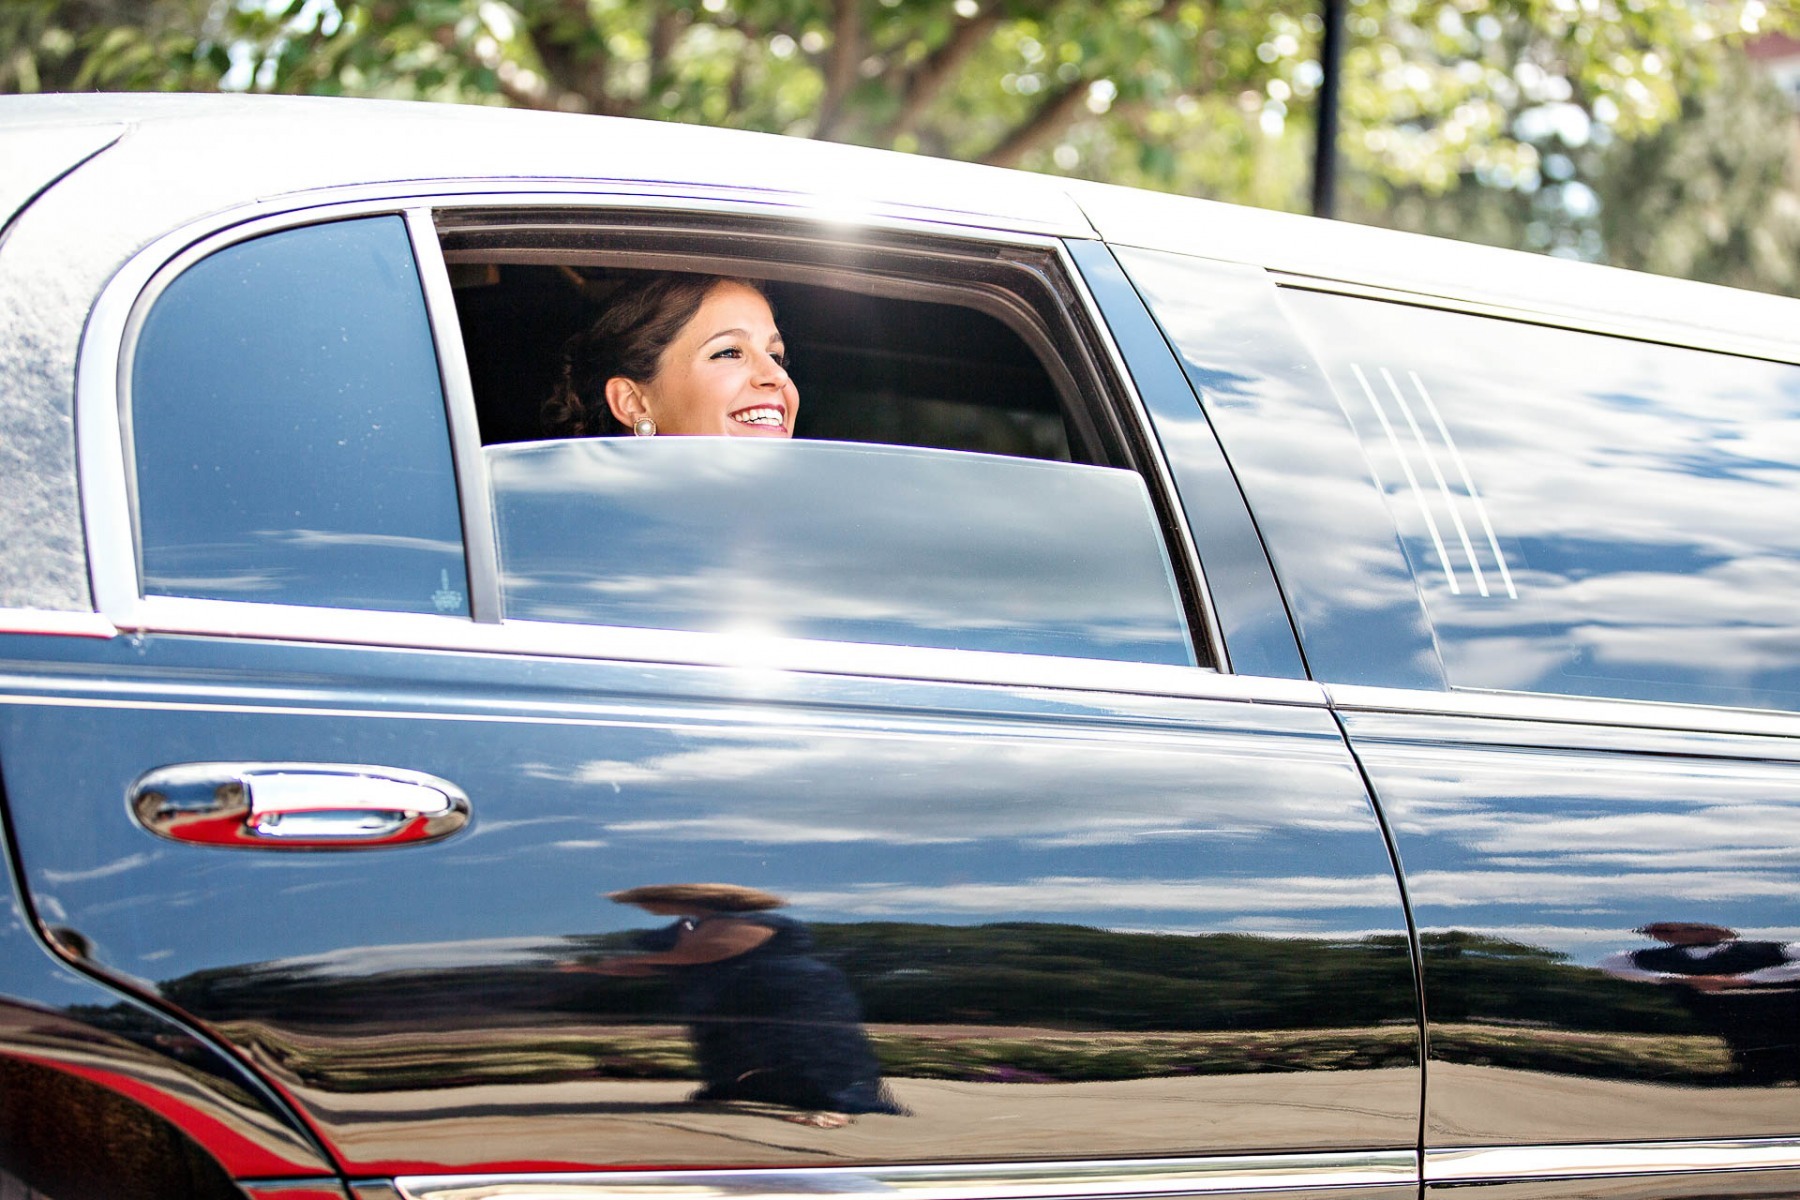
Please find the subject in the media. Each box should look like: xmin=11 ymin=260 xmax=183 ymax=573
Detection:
xmin=543 ymin=272 xmax=768 ymax=436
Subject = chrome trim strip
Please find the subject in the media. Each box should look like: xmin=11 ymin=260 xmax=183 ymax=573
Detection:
xmin=406 ymin=206 xmax=501 ymax=623
xmin=1351 ymin=363 xmax=1461 ymax=595
xmin=1057 ymin=240 xmax=1228 ymax=672
xmin=1381 ymin=366 xmax=1487 ymax=598
xmin=0 ymin=609 xmax=117 ymax=638
xmin=1326 ymin=682 xmax=1800 ymax=741
xmin=76 ymin=219 xmax=146 ymax=621
xmin=1426 ymin=1140 xmax=1800 ymax=1184
xmin=396 ymin=1152 xmax=1418 ymax=1200
xmin=1407 ymin=370 xmax=1514 ymax=598
xmin=334 ymin=177 xmax=1096 ymax=240
xmin=109 ymin=595 xmax=1326 ymax=707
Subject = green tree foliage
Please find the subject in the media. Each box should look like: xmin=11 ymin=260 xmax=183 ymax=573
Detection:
xmin=3 ymin=0 xmax=1787 ymax=211
xmin=1353 ymin=61 xmax=1800 ymax=295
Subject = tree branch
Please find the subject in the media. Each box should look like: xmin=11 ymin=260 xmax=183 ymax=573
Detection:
xmin=526 ymin=0 xmax=615 ymax=114
xmin=813 ymin=0 xmax=864 ymax=140
xmin=979 ymin=79 xmax=1093 ymax=168
xmin=647 ymin=8 xmax=686 ymax=97
xmin=874 ymin=6 xmax=1002 ymax=145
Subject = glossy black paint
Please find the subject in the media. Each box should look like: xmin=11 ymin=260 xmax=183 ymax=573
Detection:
xmin=1108 ymin=247 xmax=1445 ymax=692
xmin=489 ymin=436 xmax=1194 ymax=665
xmin=1 ymin=630 xmax=1418 ymax=1173
xmin=1342 ymin=710 xmax=1800 ymax=1145
xmin=1063 ymin=240 xmax=1307 ymax=681
xmin=0 ymin=762 xmax=333 ymax=1182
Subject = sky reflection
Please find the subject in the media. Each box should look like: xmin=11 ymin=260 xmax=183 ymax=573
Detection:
xmin=1280 ymin=289 xmax=1800 ymax=712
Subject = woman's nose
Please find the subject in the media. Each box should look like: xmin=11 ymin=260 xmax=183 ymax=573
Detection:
xmin=756 ymin=350 xmax=790 ymax=387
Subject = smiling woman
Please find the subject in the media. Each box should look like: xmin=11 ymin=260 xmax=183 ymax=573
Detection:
xmin=544 ymin=273 xmax=799 ymax=440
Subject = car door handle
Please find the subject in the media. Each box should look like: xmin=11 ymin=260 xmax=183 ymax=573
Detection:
xmin=130 ymin=763 xmax=470 ymax=849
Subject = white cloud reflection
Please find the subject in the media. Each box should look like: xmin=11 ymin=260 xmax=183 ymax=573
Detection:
xmin=527 ymin=726 xmax=1373 ymax=847
xmin=787 ymin=872 xmax=1402 ymax=918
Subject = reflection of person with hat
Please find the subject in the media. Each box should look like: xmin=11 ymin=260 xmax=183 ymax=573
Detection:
xmin=1600 ymin=922 xmax=1800 ymax=1084
xmin=561 ymin=883 xmax=904 ymax=1126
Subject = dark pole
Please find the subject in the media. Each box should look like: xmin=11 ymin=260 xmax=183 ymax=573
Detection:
xmin=1312 ymin=0 xmax=1344 ymax=218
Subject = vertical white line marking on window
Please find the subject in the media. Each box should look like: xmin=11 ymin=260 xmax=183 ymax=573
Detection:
xmin=1410 ymin=370 xmax=1517 ymax=599
xmin=1351 ymin=363 xmax=1461 ymax=594
xmin=1382 ymin=367 xmax=1488 ymax=597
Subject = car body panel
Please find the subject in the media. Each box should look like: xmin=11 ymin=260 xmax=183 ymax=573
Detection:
xmin=0 ymin=628 xmax=1419 ymax=1174
xmin=1336 ymin=705 xmax=1800 ymax=1147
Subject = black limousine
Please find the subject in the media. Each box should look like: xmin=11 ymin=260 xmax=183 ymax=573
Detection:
xmin=0 ymin=92 xmax=1796 ymax=1200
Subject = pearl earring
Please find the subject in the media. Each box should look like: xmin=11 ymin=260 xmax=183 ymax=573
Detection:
xmin=633 ymin=418 xmax=657 ymax=437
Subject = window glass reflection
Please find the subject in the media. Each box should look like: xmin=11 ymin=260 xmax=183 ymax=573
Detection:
xmin=1280 ymin=289 xmax=1800 ymax=712
xmin=488 ymin=438 xmax=1196 ymax=665
xmin=132 ymin=216 xmax=468 ymax=615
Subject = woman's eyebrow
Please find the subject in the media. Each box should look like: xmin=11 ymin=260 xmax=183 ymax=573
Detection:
xmin=701 ymin=328 xmax=784 ymax=346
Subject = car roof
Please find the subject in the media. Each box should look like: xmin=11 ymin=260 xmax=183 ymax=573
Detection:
xmin=8 ymin=91 xmax=1795 ymax=363
xmin=0 ymin=91 xmax=1095 ymax=238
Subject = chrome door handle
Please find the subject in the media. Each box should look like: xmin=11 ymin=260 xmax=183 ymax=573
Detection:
xmin=130 ymin=763 xmax=470 ymax=849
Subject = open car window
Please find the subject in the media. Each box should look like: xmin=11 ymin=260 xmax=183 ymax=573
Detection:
xmin=121 ymin=206 xmax=1215 ymax=672
xmin=453 ymin=262 xmax=1076 ymax=463
xmin=430 ymin=210 xmax=1211 ymax=669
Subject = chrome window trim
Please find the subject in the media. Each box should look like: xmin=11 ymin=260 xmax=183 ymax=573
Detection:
xmin=1055 ymin=241 xmax=1228 ymax=671
xmin=1327 ymin=683 xmax=1800 ymax=742
xmin=97 ymin=595 xmax=1324 ymax=707
xmin=405 ymin=206 xmax=501 ymax=623
xmin=393 ymin=1151 xmax=1418 ymax=1200
xmin=76 ymin=186 xmax=1252 ymax=695
xmin=1426 ymin=1140 xmax=1800 ymax=1184
xmin=1269 ymin=274 xmax=1800 ymax=369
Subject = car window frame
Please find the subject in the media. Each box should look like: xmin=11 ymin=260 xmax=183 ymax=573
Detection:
xmin=76 ymin=187 xmax=1326 ymax=708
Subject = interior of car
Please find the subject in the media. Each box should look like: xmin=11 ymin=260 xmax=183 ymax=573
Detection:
xmin=448 ymin=261 xmax=1075 ymax=461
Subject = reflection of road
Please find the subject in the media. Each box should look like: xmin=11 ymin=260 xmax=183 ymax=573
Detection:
xmin=300 ymin=1069 xmax=1419 ymax=1169
xmin=1431 ymin=1061 xmax=1800 ymax=1144
xmin=302 ymin=1062 xmax=1800 ymax=1171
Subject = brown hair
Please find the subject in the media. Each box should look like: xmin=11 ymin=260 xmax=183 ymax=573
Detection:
xmin=543 ymin=272 xmax=768 ymax=436
xmin=608 ymin=883 xmax=786 ymax=912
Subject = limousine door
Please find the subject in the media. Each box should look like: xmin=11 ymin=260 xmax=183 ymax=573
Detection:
xmin=1100 ymin=231 xmax=1800 ymax=1200
xmin=0 ymin=201 xmax=1421 ymax=1195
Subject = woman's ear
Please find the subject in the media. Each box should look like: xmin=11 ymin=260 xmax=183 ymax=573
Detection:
xmin=604 ymin=376 xmax=649 ymax=428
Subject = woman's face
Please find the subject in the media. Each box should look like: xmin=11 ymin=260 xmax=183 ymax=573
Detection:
xmin=612 ymin=282 xmax=798 ymax=437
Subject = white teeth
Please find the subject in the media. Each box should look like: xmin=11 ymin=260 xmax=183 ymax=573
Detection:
xmin=733 ymin=408 xmax=782 ymax=426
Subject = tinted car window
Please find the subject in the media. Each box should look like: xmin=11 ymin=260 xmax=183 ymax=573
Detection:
xmin=1280 ymin=288 xmax=1800 ymax=712
xmin=131 ymin=216 xmax=468 ymax=615
xmin=489 ymin=437 xmax=1196 ymax=665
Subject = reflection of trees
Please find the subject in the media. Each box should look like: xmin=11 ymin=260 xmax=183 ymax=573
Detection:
xmin=1422 ymin=932 xmax=1696 ymax=1033
xmin=823 ymin=924 xmax=1413 ymax=1031
xmin=169 ymin=926 xmax=1699 ymax=1035
xmin=156 ymin=926 xmax=1751 ymax=1094
xmin=165 ymin=924 xmax=1417 ymax=1032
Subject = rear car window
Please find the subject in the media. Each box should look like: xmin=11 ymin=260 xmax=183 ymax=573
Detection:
xmin=130 ymin=215 xmax=469 ymax=615
xmin=1279 ymin=288 xmax=1800 ymax=713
